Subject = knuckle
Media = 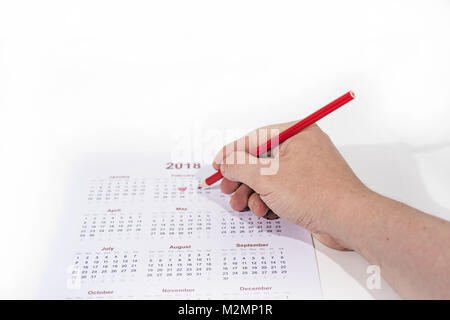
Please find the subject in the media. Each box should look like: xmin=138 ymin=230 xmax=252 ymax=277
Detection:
xmin=230 ymin=197 xmax=245 ymax=211
xmin=249 ymin=194 xmax=260 ymax=209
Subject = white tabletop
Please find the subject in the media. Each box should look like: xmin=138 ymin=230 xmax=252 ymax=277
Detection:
xmin=1 ymin=0 xmax=449 ymax=299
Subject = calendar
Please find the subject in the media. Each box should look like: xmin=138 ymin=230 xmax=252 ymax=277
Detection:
xmin=39 ymin=157 xmax=322 ymax=299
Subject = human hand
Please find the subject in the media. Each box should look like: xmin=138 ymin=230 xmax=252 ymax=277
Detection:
xmin=213 ymin=122 xmax=371 ymax=250
xmin=215 ymin=121 xmax=450 ymax=298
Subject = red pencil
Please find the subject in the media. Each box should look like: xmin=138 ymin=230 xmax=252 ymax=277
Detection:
xmin=198 ymin=91 xmax=355 ymax=188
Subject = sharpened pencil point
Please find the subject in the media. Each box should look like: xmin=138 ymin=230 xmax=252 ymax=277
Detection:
xmin=198 ymin=181 xmax=208 ymax=189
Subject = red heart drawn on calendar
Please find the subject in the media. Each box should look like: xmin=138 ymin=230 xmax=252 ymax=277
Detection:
xmin=178 ymin=187 xmax=187 ymax=192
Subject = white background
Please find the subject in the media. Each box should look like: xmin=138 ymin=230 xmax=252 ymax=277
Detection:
xmin=1 ymin=0 xmax=449 ymax=299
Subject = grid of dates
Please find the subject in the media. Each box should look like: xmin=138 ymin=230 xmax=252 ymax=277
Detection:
xmin=87 ymin=177 xmax=147 ymax=204
xmin=69 ymin=250 xmax=139 ymax=285
xmin=149 ymin=211 xmax=212 ymax=239
xmin=220 ymin=212 xmax=283 ymax=237
xmin=221 ymin=247 xmax=287 ymax=280
xmin=80 ymin=212 xmax=142 ymax=241
xmin=146 ymin=249 xmax=212 ymax=281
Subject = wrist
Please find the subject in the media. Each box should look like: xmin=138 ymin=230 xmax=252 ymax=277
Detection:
xmin=318 ymin=185 xmax=379 ymax=252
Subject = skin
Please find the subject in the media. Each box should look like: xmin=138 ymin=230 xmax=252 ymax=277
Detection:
xmin=213 ymin=122 xmax=450 ymax=299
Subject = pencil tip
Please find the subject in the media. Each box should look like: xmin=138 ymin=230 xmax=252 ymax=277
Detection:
xmin=198 ymin=181 xmax=208 ymax=189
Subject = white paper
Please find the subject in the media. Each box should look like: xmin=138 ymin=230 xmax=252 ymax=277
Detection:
xmin=39 ymin=156 xmax=322 ymax=299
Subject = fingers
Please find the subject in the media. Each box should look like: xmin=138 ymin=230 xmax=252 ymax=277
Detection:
xmin=263 ymin=211 xmax=279 ymax=220
xmin=228 ymin=185 xmax=278 ymax=220
xmin=248 ymin=192 xmax=269 ymax=217
xmin=228 ymin=185 xmax=277 ymax=220
xmin=229 ymin=184 xmax=253 ymax=211
xmin=213 ymin=121 xmax=297 ymax=170
xmin=213 ymin=135 xmax=252 ymax=170
xmin=219 ymin=151 xmax=266 ymax=193
xmin=220 ymin=178 xmax=240 ymax=194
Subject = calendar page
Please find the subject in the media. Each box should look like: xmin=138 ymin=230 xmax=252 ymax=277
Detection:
xmin=39 ymin=155 xmax=322 ymax=299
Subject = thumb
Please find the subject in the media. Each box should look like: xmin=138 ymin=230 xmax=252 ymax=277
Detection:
xmin=220 ymin=151 xmax=266 ymax=193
